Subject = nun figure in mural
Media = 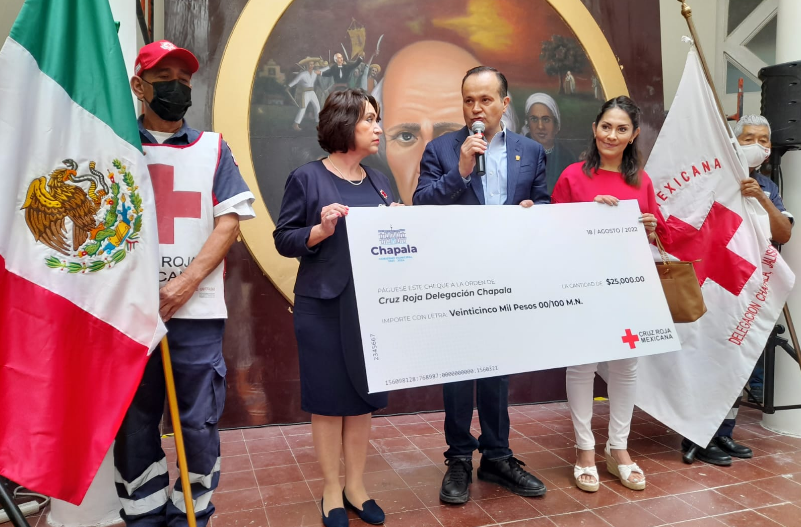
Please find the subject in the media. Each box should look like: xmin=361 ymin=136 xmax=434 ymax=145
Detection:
xmin=523 ymin=93 xmax=577 ymax=193
xmin=564 ymin=70 xmax=576 ymax=94
xmin=592 ymin=75 xmax=603 ymax=101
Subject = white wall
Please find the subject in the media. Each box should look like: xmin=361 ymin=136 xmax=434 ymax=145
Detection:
xmin=660 ymin=0 xmax=766 ymax=117
xmin=109 ymin=0 xmax=137 ymax=78
xmin=0 ymin=0 xmax=25 ymax=42
xmin=1 ymin=1 xmax=139 ymax=72
xmin=660 ymin=0 xmax=720 ymax=111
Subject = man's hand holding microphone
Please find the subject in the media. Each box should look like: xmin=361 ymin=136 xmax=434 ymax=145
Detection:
xmin=459 ymin=121 xmax=488 ymax=178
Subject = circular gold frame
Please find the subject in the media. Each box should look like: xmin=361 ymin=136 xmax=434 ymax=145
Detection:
xmin=213 ymin=0 xmax=629 ymax=303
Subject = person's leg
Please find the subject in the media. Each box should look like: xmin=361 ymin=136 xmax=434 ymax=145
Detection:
xmin=164 ymin=319 xmax=226 ymax=527
xmin=312 ymin=414 xmax=344 ymax=515
xmin=475 ymin=375 xmax=545 ymax=496
xmin=440 ymin=381 xmax=478 ymax=503
xmin=311 ymin=94 xmax=322 ymax=123
xmin=605 ymin=358 xmax=643 ymax=484
xmin=749 ymin=353 xmax=764 ymax=402
xmin=342 ymin=413 xmax=372 ymax=505
xmin=293 ymin=96 xmax=309 ymax=128
xmin=716 ymin=402 xmax=738 ymax=440
xmin=565 ymin=363 xmax=598 ymax=485
xmin=114 ymin=350 xmax=168 ymax=527
xmin=475 ymin=375 xmax=512 ymax=460
xmin=566 ymin=363 xmax=597 ymax=485
xmin=713 ymin=395 xmax=753 ymax=458
xmin=443 ymin=381 xmax=479 ymax=459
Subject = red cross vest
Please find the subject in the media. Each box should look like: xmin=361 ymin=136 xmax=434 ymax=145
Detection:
xmin=144 ymin=132 xmax=227 ymax=319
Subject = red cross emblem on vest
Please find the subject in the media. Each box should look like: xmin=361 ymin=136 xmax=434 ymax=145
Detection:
xmin=661 ymin=202 xmax=756 ymax=296
xmin=148 ymin=164 xmax=202 ymax=245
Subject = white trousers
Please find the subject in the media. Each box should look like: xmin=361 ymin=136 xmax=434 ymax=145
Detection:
xmin=294 ymin=91 xmax=321 ymax=124
xmin=566 ymin=358 xmax=638 ymax=451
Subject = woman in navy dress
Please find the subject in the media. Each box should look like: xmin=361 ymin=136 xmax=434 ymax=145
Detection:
xmin=274 ymin=89 xmax=399 ymax=527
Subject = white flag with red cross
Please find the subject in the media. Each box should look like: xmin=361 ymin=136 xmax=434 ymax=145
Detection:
xmin=635 ymin=47 xmax=795 ymax=446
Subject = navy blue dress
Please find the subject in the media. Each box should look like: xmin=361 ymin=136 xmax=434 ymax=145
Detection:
xmin=284 ymin=162 xmax=391 ymax=416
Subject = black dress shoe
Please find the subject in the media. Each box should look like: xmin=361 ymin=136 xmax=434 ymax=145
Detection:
xmin=477 ymin=456 xmax=547 ymax=497
xmin=695 ymin=442 xmax=733 ymax=466
xmin=343 ymin=492 xmax=385 ymax=525
xmin=321 ymin=498 xmax=348 ymax=527
xmin=715 ymin=436 xmax=753 ymax=459
xmin=681 ymin=438 xmax=699 ymax=464
xmin=440 ymin=458 xmax=473 ymax=504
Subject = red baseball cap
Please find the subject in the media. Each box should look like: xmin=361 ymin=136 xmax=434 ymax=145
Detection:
xmin=134 ymin=40 xmax=199 ymax=76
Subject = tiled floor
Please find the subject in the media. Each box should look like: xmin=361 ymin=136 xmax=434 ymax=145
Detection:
xmin=18 ymin=401 xmax=801 ymax=527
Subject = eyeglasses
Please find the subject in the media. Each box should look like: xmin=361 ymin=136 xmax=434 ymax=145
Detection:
xmin=527 ymin=116 xmax=554 ymax=125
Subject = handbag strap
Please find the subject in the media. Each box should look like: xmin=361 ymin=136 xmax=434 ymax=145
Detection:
xmin=653 ymin=232 xmax=670 ymax=266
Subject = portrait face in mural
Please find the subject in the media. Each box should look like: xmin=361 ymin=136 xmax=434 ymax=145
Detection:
xmin=527 ymin=103 xmax=558 ymax=150
xmin=248 ymin=0 xmax=604 ymax=220
xmin=380 ymin=40 xmax=477 ymax=205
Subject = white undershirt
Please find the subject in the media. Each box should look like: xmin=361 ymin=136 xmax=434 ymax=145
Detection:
xmin=146 ymin=129 xmax=175 ymax=144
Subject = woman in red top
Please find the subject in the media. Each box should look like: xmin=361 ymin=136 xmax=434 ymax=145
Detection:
xmin=552 ymin=96 xmax=666 ymax=494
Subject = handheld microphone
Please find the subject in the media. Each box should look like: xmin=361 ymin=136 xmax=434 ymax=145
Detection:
xmin=471 ymin=121 xmax=486 ymax=176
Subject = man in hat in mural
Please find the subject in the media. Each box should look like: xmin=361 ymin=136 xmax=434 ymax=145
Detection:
xmin=361 ymin=63 xmax=381 ymax=93
xmin=287 ymin=56 xmax=323 ymax=131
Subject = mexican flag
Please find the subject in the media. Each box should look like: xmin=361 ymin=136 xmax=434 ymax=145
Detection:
xmin=635 ymin=46 xmax=795 ymax=446
xmin=0 ymin=0 xmax=165 ymax=504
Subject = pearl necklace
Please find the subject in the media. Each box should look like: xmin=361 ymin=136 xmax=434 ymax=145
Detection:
xmin=328 ymin=156 xmax=365 ymax=186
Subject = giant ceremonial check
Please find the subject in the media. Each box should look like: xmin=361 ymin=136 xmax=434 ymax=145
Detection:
xmin=346 ymin=201 xmax=682 ymax=393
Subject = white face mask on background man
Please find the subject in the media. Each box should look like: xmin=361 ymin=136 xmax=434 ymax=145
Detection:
xmin=741 ymin=143 xmax=771 ymax=168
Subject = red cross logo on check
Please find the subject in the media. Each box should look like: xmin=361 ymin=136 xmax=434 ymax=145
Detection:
xmin=621 ymin=329 xmax=639 ymax=349
xmin=148 ymin=163 xmax=202 ymax=245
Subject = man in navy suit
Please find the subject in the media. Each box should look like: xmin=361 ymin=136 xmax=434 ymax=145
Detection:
xmin=414 ymin=66 xmax=549 ymax=504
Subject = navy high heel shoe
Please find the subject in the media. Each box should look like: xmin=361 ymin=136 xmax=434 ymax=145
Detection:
xmin=343 ymin=491 xmax=385 ymax=525
xmin=321 ymin=497 xmax=348 ymax=527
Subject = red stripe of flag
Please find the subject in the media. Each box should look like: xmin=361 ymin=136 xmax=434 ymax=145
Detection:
xmin=0 ymin=255 xmax=150 ymax=504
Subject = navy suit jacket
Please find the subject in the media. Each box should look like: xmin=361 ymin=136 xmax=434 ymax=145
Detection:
xmin=413 ymin=126 xmax=549 ymax=206
xmin=273 ymin=160 xmax=394 ymax=299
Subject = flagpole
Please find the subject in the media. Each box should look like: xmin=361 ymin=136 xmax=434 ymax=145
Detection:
xmin=781 ymin=306 xmax=801 ymax=376
xmin=677 ymin=0 xmax=732 ymax=137
xmin=161 ymin=337 xmax=198 ymax=527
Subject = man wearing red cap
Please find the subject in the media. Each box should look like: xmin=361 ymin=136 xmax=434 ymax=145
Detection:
xmin=113 ymin=40 xmax=255 ymax=527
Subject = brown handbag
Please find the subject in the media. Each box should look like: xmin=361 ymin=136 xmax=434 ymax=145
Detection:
xmin=653 ymin=235 xmax=707 ymax=323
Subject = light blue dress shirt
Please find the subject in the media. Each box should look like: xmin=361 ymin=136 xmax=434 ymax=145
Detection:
xmin=482 ymin=125 xmax=507 ymax=205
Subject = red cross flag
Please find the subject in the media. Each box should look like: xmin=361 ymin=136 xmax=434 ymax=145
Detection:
xmin=635 ymin=46 xmax=795 ymax=446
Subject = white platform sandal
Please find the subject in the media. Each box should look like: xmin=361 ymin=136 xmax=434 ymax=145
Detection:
xmin=573 ymin=464 xmax=600 ymax=492
xmin=604 ymin=445 xmax=646 ymax=491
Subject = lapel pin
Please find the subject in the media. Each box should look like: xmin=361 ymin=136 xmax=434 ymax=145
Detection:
xmin=515 ymin=155 xmax=520 ymax=161
xmin=380 ymin=189 xmax=388 ymax=199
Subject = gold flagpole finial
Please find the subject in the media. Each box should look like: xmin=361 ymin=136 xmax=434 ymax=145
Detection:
xmin=676 ymin=0 xmax=731 ymax=133
xmin=678 ymin=0 xmax=692 ymax=19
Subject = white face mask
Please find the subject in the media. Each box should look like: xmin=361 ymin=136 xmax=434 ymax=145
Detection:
xmin=741 ymin=143 xmax=771 ymax=168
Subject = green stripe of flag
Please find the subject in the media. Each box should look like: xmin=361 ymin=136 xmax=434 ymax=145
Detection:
xmin=10 ymin=0 xmax=142 ymax=151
